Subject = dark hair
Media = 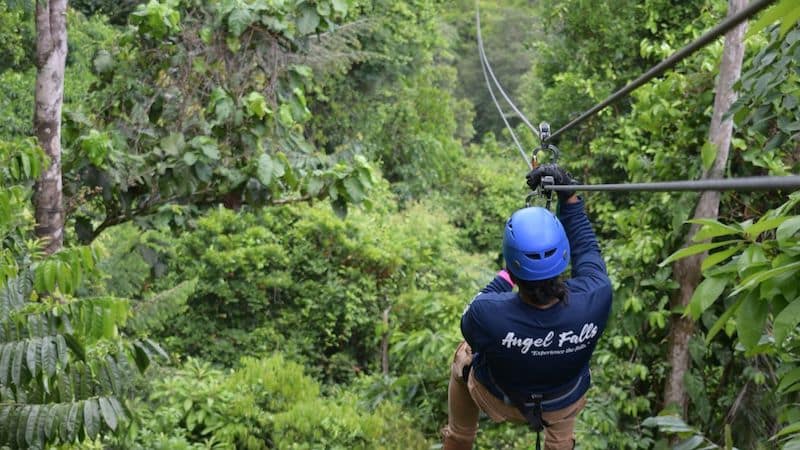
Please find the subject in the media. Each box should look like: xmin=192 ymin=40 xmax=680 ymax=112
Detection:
xmin=509 ymin=273 xmax=569 ymax=306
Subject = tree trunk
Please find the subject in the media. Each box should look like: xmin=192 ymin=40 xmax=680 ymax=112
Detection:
xmin=663 ymin=0 xmax=747 ymax=415
xmin=33 ymin=0 xmax=69 ymax=255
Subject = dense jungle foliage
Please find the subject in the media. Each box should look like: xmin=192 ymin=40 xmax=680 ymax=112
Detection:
xmin=1 ymin=0 xmax=799 ymax=448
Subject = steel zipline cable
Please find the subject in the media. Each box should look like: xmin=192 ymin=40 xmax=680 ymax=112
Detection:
xmin=543 ymin=175 xmax=800 ymax=193
xmin=546 ymin=0 xmax=777 ymax=142
xmin=475 ymin=4 xmax=540 ymax=140
xmin=475 ymin=3 xmax=536 ymax=169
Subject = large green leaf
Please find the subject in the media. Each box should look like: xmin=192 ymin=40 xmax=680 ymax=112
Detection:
xmin=257 ymin=154 xmax=274 ymax=186
xmin=642 ymin=414 xmax=694 ymax=433
xmin=227 ymin=6 xmax=255 ymax=37
xmin=736 ymin=290 xmax=769 ymax=351
xmin=778 ymin=366 xmax=800 ymax=393
xmin=25 ymin=404 xmax=41 ymax=447
xmin=774 ymin=296 xmax=800 ymax=344
xmin=745 ymin=215 xmax=791 ymax=239
xmin=706 ymin=295 xmax=747 ymax=343
xmin=98 ymin=397 xmax=117 ymax=430
xmin=0 ymin=343 xmax=12 ymax=385
xmin=777 ymin=216 xmax=800 ymax=241
xmin=660 ymin=240 xmax=742 ymax=266
xmin=11 ymin=341 xmax=24 ymax=386
xmin=730 ymin=261 xmax=800 ymax=297
xmin=296 ymin=6 xmax=320 ymax=35
xmin=688 ymin=218 xmax=742 ymax=242
xmin=41 ymin=337 xmax=57 ymax=378
xmin=702 ymin=245 xmax=742 ymax=271
xmin=26 ymin=338 xmax=39 ymax=378
xmin=687 ymin=277 xmax=728 ymax=320
xmin=84 ymin=398 xmax=100 ymax=439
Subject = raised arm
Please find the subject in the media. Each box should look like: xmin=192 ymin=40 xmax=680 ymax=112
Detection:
xmin=558 ymin=198 xmax=608 ymax=281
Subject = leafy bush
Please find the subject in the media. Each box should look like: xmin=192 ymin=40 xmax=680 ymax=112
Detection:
xmin=121 ymin=354 xmax=428 ymax=449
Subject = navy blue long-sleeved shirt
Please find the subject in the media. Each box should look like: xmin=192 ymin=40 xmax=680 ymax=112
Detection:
xmin=461 ymin=200 xmax=613 ymax=411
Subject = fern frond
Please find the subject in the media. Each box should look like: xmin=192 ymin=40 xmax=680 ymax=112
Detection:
xmin=126 ymin=278 xmax=197 ymax=334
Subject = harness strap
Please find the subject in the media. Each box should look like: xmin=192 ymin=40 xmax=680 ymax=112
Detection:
xmin=480 ymin=361 xmax=581 ymax=450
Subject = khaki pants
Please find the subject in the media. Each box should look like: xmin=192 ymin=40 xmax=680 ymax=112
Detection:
xmin=442 ymin=341 xmax=586 ymax=450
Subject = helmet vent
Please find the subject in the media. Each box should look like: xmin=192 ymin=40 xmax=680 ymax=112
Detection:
xmin=526 ymin=248 xmax=557 ymax=260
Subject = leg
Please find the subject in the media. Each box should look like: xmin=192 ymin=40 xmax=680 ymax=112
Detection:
xmin=441 ymin=342 xmax=479 ymax=449
xmin=542 ymin=395 xmax=587 ymax=450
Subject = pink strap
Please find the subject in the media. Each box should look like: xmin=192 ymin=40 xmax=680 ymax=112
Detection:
xmin=498 ymin=269 xmax=515 ymax=287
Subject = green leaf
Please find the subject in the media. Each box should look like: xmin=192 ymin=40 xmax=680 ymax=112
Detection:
xmin=26 ymin=338 xmax=39 ymax=378
xmin=109 ymin=397 xmax=126 ymax=422
xmin=343 ymin=177 xmax=364 ymax=203
xmin=688 ymin=218 xmax=742 ymax=241
xmin=132 ymin=342 xmax=150 ymax=372
xmin=774 ymin=296 xmax=800 ymax=344
xmin=44 ymin=262 xmax=56 ymax=293
xmin=45 ymin=405 xmax=59 ymax=440
xmin=736 ymin=290 xmax=768 ymax=351
xmin=331 ymin=198 xmax=348 ymax=219
xmin=660 ymin=240 xmax=741 ymax=266
xmin=227 ymin=6 xmax=254 ymax=37
xmin=306 ymin=176 xmax=324 ymax=197
xmin=55 ymin=335 xmax=68 ymax=366
xmin=745 ymin=216 xmax=791 ymax=239
xmin=66 ymin=402 xmax=80 ymax=441
xmin=776 ymin=420 xmax=800 ymax=439
xmin=687 ymin=277 xmax=728 ymax=320
xmin=332 ymin=0 xmax=348 ymax=15
xmin=297 ymin=6 xmax=320 ymax=35
xmin=84 ymin=398 xmax=100 ymax=438
xmin=183 ymin=152 xmax=198 ymax=166
xmin=777 ymin=216 xmax=800 ymax=241
xmin=257 ymin=154 xmax=274 ymax=186
xmin=706 ymin=295 xmax=746 ymax=343
xmin=244 ymin=92 xmax=271 ymax=119
xmin=778 ymin=367 xmax=800 ymax=393
xmin=674 ymin=436 xmax=704 ymax=450
xmin=41 ymin=337 xmax=56 ymax=378
xmin=189 ymin=136 xmax=220 ymax=161
xmin=278 ymin=104 xmax=294 ymax=127
xmin=0 ymin=344 xmax=12 ymax=385
xmin=702 ymin=245 xmax=742 ymax=271
xmin=730 ymin=261 xmax=800 ymax=297
xmin=17 ymin=405 xmax=29 ymax=447
xmin=12 ymin=341 xmax=25 ymax=386
xmin=0 ymin=406 xmax=10 ymax=444
xmin=98 ymin=397 xmax=118 ymax=430
xmin=642 ymin=415 xmax=694 ymax=432
xmin=160 ymin=132 xmax=185 ymax=156
xmin=736 ymin=245 xmax=769 ymax=277
xmin=701 ymin=141 xmax=717 ymax=172
xmin=25 ymin=404 xmax=41 ymax=447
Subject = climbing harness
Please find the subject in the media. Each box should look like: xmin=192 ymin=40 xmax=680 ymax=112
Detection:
xmin=482 ymin=360 xmax=582 ymax=450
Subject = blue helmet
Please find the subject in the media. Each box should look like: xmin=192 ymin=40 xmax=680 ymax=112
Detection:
xmin=503 ymin=207 xmax=570 ymax=281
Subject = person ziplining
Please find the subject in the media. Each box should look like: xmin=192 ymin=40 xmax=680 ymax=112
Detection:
xmin=441 ymin=1 xmax=798 ymax=449
xmin=441 ymin=165 xmax=612 ymax=450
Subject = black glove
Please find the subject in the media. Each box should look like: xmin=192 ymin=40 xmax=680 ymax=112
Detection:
xmin=526 ymin=164 xmax=578 ymax=202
